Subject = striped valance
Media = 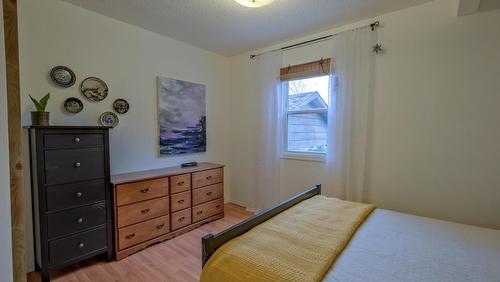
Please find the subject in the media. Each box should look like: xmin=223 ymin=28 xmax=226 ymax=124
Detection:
xmin=280 ymin=58 xmax=331 ymax=81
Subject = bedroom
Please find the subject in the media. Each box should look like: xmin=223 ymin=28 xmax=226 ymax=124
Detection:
xmin=0 ymin=0 xmax=499 ymax=281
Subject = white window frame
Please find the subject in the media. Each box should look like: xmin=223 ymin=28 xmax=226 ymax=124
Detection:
xmin=281 ymin=80 xmax=328 ymax=162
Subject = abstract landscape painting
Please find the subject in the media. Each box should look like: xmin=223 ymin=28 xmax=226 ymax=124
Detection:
xmin=158 ymin=77 xmax=206 ymax=155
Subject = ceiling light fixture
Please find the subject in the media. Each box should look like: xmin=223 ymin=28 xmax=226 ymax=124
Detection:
xmin=234 ymin=0 xmax=274 ymax=8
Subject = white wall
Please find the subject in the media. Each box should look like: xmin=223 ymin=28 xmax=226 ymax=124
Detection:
xmin=228 ymin=0 xmax=500 ymax=229
xmin=0 ymin=1 xmax=14 ymax=281
xmin=18 ymin=0 xmax=230 ymax=271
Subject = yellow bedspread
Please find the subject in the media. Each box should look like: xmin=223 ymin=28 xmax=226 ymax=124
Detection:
xmin=200 ymin=195 xmax=375 ymax=282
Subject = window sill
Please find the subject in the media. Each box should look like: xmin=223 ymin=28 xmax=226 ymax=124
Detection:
xmin=281 ymin=152 xmax=325 ymax=163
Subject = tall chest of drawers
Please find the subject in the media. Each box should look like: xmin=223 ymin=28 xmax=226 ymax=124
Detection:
xmin=28 ymin=126 xmax=113 ymax=282
xmin=111 ymin=163 xmax=224 ymax=260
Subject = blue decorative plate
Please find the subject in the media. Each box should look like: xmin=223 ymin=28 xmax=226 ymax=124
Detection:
xmin=99 ymin=111 xmax=119 ymax=127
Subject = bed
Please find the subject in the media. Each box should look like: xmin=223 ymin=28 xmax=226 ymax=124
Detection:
xmin=201 ymin=185 xmax=500 ymax=281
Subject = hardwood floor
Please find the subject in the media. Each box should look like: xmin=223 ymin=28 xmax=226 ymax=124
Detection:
xmin=27 ymin=203 xmax=253 ymax=282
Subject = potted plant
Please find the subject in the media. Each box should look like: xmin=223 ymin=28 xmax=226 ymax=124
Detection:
xmin=29 ymin=93 xmax=50 ymax=126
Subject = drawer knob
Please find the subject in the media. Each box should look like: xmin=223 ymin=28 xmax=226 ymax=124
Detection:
xmin=141 ymin=208 xmax=150 ymax=214
xmin=206 ymin=191 xmax=213 ymax=196
xmin=78 ymin=242 xmax=85 ymax=248
xmin=126 ymin=233 xmax=135 ymax=240
xmin=74 ymin=137 xmax=81 ymax=143
xmin=140 ymin=188 xmax=150 ymax=193
xmin=75 ymin=192 xmax=83 ymax=198
xmin=177 ymin=181 xmax=184 ymax=186
xmin=178 ymin=216 xmax=185 ymax=222
xmin=206 ymin=176 xmax=212 ymax=180
xmin=74 ymin=162 xmax=81 ymax=168
xmin=156 ymin=224 xmax=165 ymax=229
xmin=76 ymin=217 xmax=84 ymax=223
xmin=196 ymin=211 xmax=203 ymax=215
xmin=177 ymin=199 xmax=185 ymax=204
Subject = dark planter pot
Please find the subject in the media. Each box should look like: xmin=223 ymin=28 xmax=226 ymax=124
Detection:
xmin=31 ymin=111 xmax=50 ymax=126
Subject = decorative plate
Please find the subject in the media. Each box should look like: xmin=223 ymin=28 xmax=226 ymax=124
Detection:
xmin=99 ymin=111 xmax=119 ymax=127
xmin=64 ymin=97 xmax=83 ymax=113
xmin=81 ymin=77 xmax=108 ymax=102
xmin=50 ymin=66 xmax=76 ymax=87
xmin=113 ymin=99 xmax=130 ymax=114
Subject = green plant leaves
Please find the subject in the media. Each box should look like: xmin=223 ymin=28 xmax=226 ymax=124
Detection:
xmin=29 ymin=93 xmax=50 ymax=112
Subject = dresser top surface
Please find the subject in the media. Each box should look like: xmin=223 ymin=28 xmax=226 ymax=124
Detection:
xmin=25 ymin=125 xmax=112 ymax=129
xmin=111 ymin=162 xmax=224 ymax=185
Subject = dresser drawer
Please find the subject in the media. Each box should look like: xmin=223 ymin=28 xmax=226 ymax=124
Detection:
xmin=192 ymin=198 xmax=223 ymax=223
xmin=116 ymin=178 xmax=169 ymax=206
xmin=171 ymin=208 xmax=191 ymax=231
xmin=118 ymin=215 xmax=170 ymax=250
xmin=171 ymin=191 xmax=191 ymax=212
xmin=49 ymin=226 xmax=107 ymax=266
xmin=192 ymin=168 xmax=223 ymax=188
xmin=192 ymin=183 xmax=223 ymax=206
xmin=170 ymin=174 xmax=191 ymax=194
xmin=45 ymin=147 xmax=105 ymax=185
xmin=46 ymin=180 xmax=105 ymax=212
xmin=47 ymin=202 xmax=106 ymax=239
xmin=117 ymin=197 xmax=169 ymax=228
xmin=44 ymin=133 xmax=103 ymax=148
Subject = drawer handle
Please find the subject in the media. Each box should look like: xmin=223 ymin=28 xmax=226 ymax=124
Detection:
xmin=177 ymin=181 xmax=184 ymax=186
xmin=140 ymin=188 xmax=150 ymax=193
xmin=126 ymin=233 xmax=135 ymax=240
xmin=177 ymin=199 xmax=185 ymax=204
xmin=76 ymin=217 xmax=84 ymax=223
xmin=77 ymin=242 xmax=85 ymax=248
xmin=74 ymin=137 xmax=81 ymax=143
xmin=74 ymin=162 xmax=81 ymax=168
xmin=141 ymin=208 xmax=150 ymax=214
xmin=196 ymin=211 xmax=203 ymax=215
xmin=206 ymin=176 xmax=212 ymax=180
xmin=156 ymin=224 xmax=165 ymax=229
xmin=206 ymin=191 xmax=213 ymax=196
xmin=75 ymin=192 xmax=83 ymax=198
xmin=178 ymin=216 xmax=185 ymax=222
xmin=216 ymin=205 xmax=222 ymax=209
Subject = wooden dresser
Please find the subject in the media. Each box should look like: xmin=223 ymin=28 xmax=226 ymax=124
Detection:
xmin=111 ymin=163 xmax=224 ymax=260
xmin=28 ymin=126 xmax=113 ymax=282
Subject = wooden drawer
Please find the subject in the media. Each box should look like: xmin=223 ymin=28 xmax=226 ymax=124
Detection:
xmin=116 ymin=178 xmax=169 ymax=206
xmin=47 ymin=202 xmax=106 ymax=239
xmin=192 ymin=168 xmax=223 ymax=188
xmin=193 ymin=198 xmax=224 ymax=223
xmin=49 ymin=226 xmax=107 ymax=266
xmin=171 ymin=191 xmax=191 ymax=212
xmin=117 ymin=197 xmax=169 ymax=228
xmin=171 ymin=208 xmax=191 ymax=231
xmin=192 ymin=183 xmax=223 ymax=206
xmin=46 ymin=180 xmax=105 ymax=212
xmin=170 ymin=174 xmax=191 ymax=194
xmin=44 ymin=133 xmax=103 ymax=148
xmin=118 ymin=215 xmax=170 ymax=250
xmin=44 ymin=147 xmax=105 ymax=185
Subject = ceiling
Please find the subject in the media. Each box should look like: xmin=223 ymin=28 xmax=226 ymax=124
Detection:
xmin=62 ymin=0 xmax=432 ymax=56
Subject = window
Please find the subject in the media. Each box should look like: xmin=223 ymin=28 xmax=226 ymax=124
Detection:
xmin=281 ymin=58 xmax=331 ymax=160
xmin=283 ymin=75 xmax=330 ymax=157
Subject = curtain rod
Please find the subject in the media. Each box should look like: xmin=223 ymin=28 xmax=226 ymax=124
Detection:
xmin=250 ymin=21 xmax=379 ymax=59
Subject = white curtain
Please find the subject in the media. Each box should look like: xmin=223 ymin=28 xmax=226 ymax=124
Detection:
xmin=252 ymin=51 xmax=283 ymax=210
xmin=326 ymin=26 xmax=376 ymax=202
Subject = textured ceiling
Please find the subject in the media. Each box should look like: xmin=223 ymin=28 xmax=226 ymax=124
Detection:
xmin=61 ymin=0 xmax=432 ymax=56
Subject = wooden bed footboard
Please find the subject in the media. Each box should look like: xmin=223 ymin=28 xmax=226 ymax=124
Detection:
xmin=201 ymin=184 xmax=322 ymax=266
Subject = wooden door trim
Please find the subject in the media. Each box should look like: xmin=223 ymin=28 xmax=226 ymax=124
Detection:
xmin=3 ymin=0 xmax=26 ymax=281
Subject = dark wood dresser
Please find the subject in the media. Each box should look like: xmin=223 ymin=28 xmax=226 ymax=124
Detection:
xmin=28 ymin=126 xmax=113 ymax=282
xmin=111 ymin=163 xmax=224 ymax=260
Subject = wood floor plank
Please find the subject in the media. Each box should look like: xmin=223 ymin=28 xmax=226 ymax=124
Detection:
xmin=27 ymin=203 xmax=253 ymax=282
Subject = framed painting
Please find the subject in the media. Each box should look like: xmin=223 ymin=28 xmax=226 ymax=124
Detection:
xmin=157 ymin=77 xmax=206 ymax=155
